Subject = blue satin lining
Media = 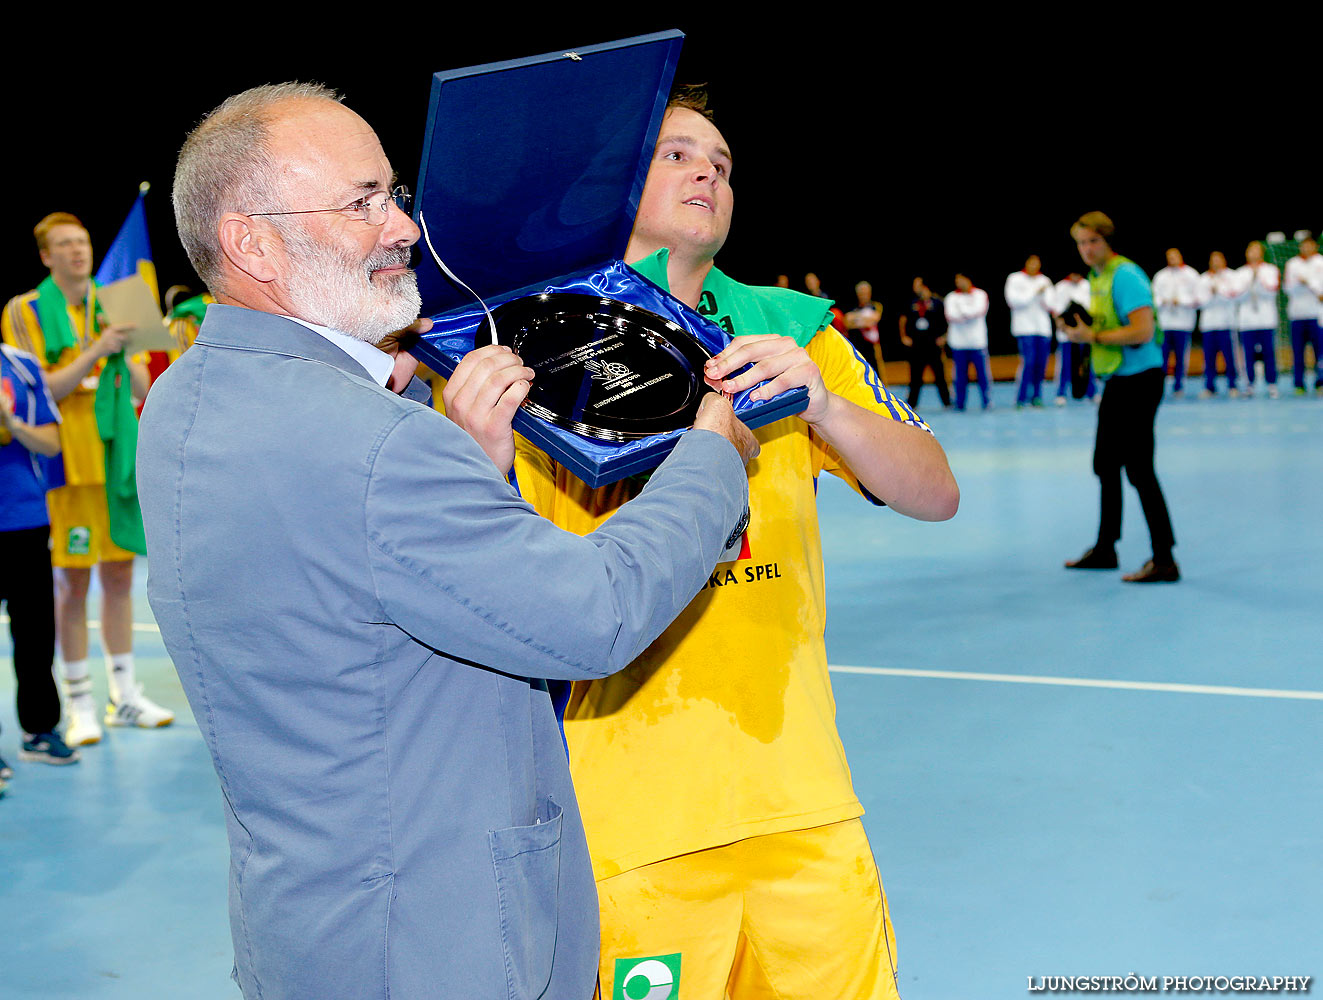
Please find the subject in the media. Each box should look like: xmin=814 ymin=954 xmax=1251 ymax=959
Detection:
xmin=419 ymin=260 xmax=779 ymax=468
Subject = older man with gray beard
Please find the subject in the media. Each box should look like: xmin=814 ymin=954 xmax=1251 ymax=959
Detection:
xmin=136 ymin=82 xmax=758 ymax=1000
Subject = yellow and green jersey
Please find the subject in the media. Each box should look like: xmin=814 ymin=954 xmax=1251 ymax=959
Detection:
xmin=514 ymin=322 xmax=930 ymax=878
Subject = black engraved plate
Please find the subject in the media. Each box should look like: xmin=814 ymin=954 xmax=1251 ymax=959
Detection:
xmin=493 ymin=293 xmax=716 ymax=441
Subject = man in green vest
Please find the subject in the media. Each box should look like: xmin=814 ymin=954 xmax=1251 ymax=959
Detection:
xmin=1059 ymin=211 xmax=1179 ymax=583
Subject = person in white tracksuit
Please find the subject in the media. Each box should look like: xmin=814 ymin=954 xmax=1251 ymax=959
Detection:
xmin=945 ymin=274 xmax=992 ymax=410
xmin=1152 ymin=248 xmax=1200 ymax=397
xmin=1283 ymin=237 xmax=1323 ymax=393
xmin=1052 ymin=272 xmax=1095 ymax=403
xmin=1005 ymin=255 xmax=1054 ymax=407
xmin=1197 ymin=252 xmax=1240 ymax=397
xmin=1230 ymin=241 xmax=1280 ymax=397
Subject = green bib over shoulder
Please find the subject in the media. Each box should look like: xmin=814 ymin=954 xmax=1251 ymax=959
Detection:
xmin=629 ymin=248 xmax=833 ymax=348
xmin=34 ymin=276 xmax=146 ymax=555
xmin=94 ymin=350 xmax=147 ymax=555
xmin=35 ymin=274 xmax=95 ymax=365
xmin=1088 ymin=253 xmax=1163 ymax=378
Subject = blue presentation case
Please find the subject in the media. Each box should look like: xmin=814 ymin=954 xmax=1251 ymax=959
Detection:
xmin=410 ymin=31 xmax=807 ymax=487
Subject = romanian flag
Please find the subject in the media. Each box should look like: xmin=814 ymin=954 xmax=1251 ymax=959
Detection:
xmin=93 ymin=183 xmax=155 ymax=556
xmin=96 ymin=182 xmax=159 ymax=299
xmin=98 ymin=183 xmax=178 ymax=380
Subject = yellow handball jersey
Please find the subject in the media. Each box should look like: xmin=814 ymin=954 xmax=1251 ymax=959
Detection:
xmin=513 ymin=324 xmax=932 ymax=878
xmin=2 ymin=290 xmax=147 ymax=487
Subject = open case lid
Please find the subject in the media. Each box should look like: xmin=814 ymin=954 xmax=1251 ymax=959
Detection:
xmin=413 ymin=31 xmax=683 ymax=317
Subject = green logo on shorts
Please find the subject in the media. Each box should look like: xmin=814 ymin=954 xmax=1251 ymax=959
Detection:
xmin=67 ymin=526 xmax=92 ymax=556
xmin=613 ymin=954 xmax=681 ymax=1000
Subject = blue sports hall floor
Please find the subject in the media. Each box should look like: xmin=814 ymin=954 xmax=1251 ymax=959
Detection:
xmin=2 ymin=381 xmax=1320 ymax=998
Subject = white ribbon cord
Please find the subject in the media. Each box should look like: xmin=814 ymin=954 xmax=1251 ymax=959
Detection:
xmin=418 ymin=211 xmax=499 ymax=347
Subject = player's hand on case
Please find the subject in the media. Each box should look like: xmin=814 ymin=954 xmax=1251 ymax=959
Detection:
xmin=442 ymin=343 xmax=534 ymax=474
xmin=704 ymin=333 xmax=829 ymax=422
xmin=692 ymin=392 xmax=759 ymax=465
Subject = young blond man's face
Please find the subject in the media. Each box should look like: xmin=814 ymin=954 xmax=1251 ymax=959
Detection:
xmin=628 ymin=108 xmax=733 ymax=262
xmin=40 ymin=224 xmax=93 ymax=283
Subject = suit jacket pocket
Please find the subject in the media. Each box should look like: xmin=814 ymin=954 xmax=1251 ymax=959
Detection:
xmin=489 ymin=796 xmax=564 ymax=1000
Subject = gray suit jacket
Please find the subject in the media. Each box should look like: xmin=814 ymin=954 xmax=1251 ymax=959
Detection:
xmin=136 ymin=305 xmax=746 ymax=1000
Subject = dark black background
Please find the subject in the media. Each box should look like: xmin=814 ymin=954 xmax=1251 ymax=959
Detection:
xmin=4 ymin=14 xmax=1316 ymax=355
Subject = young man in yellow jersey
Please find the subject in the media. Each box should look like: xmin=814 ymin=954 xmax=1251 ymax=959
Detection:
xmin=450 ymin=86 xmax=959 ymax=999
xmin=2 ymin=213 xmax=173 ymax=745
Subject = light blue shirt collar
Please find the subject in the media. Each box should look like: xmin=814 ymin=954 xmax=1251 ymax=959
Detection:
xmin=287 ymin=317 xmax=394 ymax=387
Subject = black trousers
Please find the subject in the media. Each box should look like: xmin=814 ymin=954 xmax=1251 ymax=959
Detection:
xmin=0 ymin=525 xmax=60 ymax=736
xmin=1093 ymin=367 xmax=1175 ymax=557
xmin=908 ymin=345 xmax=951 ymax=409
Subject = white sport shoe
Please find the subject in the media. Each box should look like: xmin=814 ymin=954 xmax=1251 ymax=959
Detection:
xmin=66 ymin=703 xmax=104 ymax=746
xmin=105 ymin=685 xmax=175 ymax=729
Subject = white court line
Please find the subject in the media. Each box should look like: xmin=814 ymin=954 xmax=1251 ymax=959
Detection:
xmin=116 ymin=621 xmax=161 ymax=634
xmin=88 ymin=620 xmax=162 ymax=634
xmin=4 ymin=616 xmax=1317 ymax=701
xmin=829 ymin=664 xmax=1323 ymax=702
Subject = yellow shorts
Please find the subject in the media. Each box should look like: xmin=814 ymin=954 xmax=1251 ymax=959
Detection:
xmin=596 ymin=818 xmax=899 ymax=1000
xmin=46 ymin=485 xmax=136 ymax=569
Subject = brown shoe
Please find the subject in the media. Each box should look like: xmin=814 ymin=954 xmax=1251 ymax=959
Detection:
xmin=1065 ymin=546 xmax=1118 ymax=570
xmin=1122 ymin=560 xmax=1180 ymax=583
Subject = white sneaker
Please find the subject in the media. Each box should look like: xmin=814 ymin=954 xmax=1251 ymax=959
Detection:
xmin=66 ymin=703 xmax=104 ymax=746
xmin=1054 ymin=396 xmax=1066 ymax=407
xmin=105 ymin=685 xmax=175 ymax=729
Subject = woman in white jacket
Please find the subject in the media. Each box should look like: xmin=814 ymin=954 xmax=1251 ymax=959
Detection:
xmin=1232 ymin=241 xmax=1280 ymax=397
xmin=1283 ymin=237 xmax=1323 ymax=393
xmin=945 ymin=274 xmax=992 ymax=410
xmin=1052 ymin=273 xmax=1095 ymax=403
xmin=1197 ymin=252 xmax=1241 ymax=397
xmin=1152 ymin=248 xmax=1200 ymax=397
xmin=1006 ymin=255 xmax=1054 ymax=407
